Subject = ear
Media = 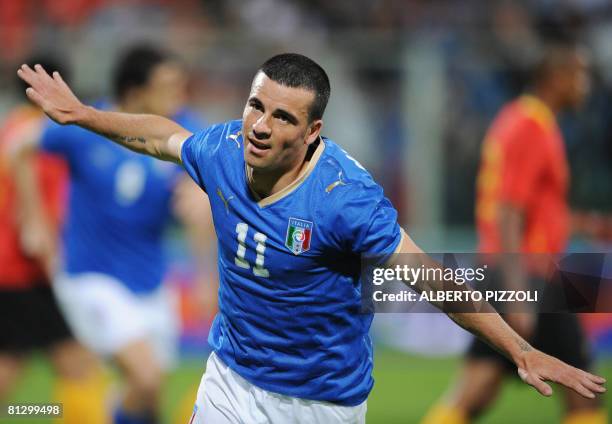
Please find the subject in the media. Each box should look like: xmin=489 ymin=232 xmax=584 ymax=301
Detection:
xmin=305 ymin=119 xmax=322 ymax=146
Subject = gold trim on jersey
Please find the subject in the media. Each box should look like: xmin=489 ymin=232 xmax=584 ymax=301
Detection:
xmin=246 ymin=138 xmax=325 ymax=208
xmin=381 ymin=228 xmax=407 ymax=267
xmin=518 ymin=95 xmax=556 ymax=132
xmin=392 ymin=228 xmax=407 ymax=255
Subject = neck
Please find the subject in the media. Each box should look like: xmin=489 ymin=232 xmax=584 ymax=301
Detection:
xmin=248 ymin=142 xmax=317 ymax=199
xmin=530 ymin=87 xmax=562 ymax=115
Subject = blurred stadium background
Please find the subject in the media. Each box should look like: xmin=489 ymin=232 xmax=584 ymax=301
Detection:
xmin=0 ymin=0 xmax=610 ymax=423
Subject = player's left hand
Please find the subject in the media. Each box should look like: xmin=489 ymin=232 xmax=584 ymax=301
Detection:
xmin=516 ymin=349 xmax=606 ymax=398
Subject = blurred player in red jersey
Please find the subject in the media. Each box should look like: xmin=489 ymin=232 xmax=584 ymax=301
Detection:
xmin=421 ymin=43 xmax=608 ymax=424
xmin=0 ymin=56 xmax=109 ymax=424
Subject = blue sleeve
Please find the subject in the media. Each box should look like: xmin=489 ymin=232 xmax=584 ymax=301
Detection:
xmin=333 ymin=182 xmax=402 ymax=258
xmin=180 ymin=123 xmax=226 ymax=193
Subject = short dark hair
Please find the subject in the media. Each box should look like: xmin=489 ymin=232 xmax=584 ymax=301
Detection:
xmin=18 ymin=54 xmax=69 ymax=93
xmin=258 ymin=53 xmax=330 ymax=122
xmin=113 ymin=45 xmax=170 ymax=100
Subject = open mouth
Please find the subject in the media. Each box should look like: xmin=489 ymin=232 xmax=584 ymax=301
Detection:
xmin=248 ymin=137 xmax=271 ymax=150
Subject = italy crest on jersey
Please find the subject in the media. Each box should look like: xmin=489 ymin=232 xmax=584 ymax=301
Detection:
xmin=285 ymin=218 xmax=313 ymax=255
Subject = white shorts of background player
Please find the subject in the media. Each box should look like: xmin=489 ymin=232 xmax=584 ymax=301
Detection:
xmin=53 ymin=272 xmax=179 ymax=370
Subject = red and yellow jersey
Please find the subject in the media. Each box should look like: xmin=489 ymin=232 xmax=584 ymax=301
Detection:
xmin=476 ymin=95 xmax=569 ymax=253
xmin=0 ymin=105 xmax=68 ymax=288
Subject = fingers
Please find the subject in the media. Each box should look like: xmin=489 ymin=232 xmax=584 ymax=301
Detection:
xmin=570 ymin=382 xmax=597 ymax=399
xmin=533 ymin=379 xmax=553 ymax=397
xmin=580 ymin=377 xmax=606 ymax=395
xmin=575 ymin=370 xmax=606 ymax=396
xmin=17 ymin=64 xmax=38 ymax=87
xmin=53 ymin=71 xmax=65 ymax=86
xmin=25 ymin=88 xmax=44 ymax=107
xmin=585 ymin=371 xmax=606 ymax=385
xmin=518 ymin=368 xmax=553 ymax=397
xmin=555 ymin=368 xmax=606 ymax=399
xmin=17 ymin=63 xmax=55 ymax=92
xmin=34 ymin=64 xmax=54 ymax=82
xmin=52 ymin=71 xmax=66 ymax=85
xmin=52 ymin=71 xmax=75 ymax=94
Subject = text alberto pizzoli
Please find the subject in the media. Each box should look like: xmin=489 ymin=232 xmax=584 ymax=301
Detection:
xmin=371 ymin=265 xmax=538 ymax=303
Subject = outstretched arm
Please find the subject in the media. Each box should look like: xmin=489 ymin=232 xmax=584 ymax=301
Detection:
xmin=17 ymin=64 xmax=192 ymax=163
xmin=393 ymin=232 xmax=607 ymax=399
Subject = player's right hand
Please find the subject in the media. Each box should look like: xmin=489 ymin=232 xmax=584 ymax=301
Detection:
xmin=17 ymin=64 xmax=85 ymax=125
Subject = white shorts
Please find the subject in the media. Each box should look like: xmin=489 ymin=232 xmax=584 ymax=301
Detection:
xmin=53 ymin=272 xmax=179 ymax=369
xmin=190 ymin=352 xmax=367 ymax=424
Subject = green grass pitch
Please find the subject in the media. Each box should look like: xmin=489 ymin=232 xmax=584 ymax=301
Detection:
xmin=6 ymin=348 xmax=611 ymax=423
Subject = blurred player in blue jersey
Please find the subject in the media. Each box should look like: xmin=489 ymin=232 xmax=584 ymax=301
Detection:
xmin=13 ymin=45 xmax=210 ymax=424
xmin=1 ymin=55 xmax=109 ymax=424
xmin=17 ymin=53 xmax=607 ymax=423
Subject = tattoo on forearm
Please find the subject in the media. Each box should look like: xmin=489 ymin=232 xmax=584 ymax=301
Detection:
xmin=101 ymin=132 xmax=146 ymax=144
xmin=516 ymin=337 xmax=532 ymax=352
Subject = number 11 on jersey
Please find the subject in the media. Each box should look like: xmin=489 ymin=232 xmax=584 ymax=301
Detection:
xmin=235 ymin=223 xmax=270 ymax=277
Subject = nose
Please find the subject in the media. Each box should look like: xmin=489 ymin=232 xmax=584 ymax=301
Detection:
xmin=252 ymin=115 xmax=271 ymax=139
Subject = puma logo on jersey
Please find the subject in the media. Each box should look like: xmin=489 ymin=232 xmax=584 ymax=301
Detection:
xmin=228 ymin=131 xmax=241 ymax=148
xmin=217 ymin=187 xmax=234 ymax=213
xmin=325 ymin=171 xmax=346 ymax=193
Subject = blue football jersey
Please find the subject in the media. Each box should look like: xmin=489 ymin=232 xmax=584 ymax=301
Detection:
xmin=181 ymin=120 xmax=402 ymax=406
xmin=40 ymin=107 xmax=203 ymax=293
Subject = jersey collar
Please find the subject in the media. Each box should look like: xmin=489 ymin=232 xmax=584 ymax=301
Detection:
xmin=246 ymin=137 xmax=325 ymax=208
